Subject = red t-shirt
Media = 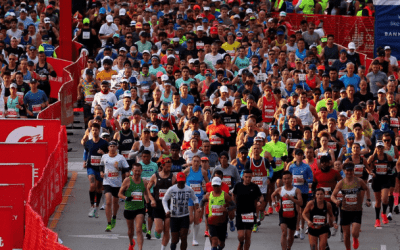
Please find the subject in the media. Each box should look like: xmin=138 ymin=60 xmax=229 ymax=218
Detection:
xmin=206 ymin=124 xmax=231 ymax=145
xmin=313 ymin=168 xmax=342 ymax=202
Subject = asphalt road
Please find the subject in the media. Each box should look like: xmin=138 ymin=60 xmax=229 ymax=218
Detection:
xmin=53 ymin=113 xmax=400 ymax=250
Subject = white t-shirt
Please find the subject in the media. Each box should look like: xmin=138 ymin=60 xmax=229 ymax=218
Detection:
xmin=389 ymin=55 xmax=398 ymax=67
xmin=7 ymin=29 xmax=22 ymax=39
xmin=100 ymin=154 xmax=129 ymax=187
xmin=204 ymin=53 xmax=223 ymax=69
xmin=98 ymin=23 xmax=119 ymax=46
xmin=183 ymin=149 xmax=202 ymax=165
xmin=92 ymin=91 xmax=118 ymax=113
xmin=113 ymin=107 xmax=133 ymax=124
xmin=183 ymin=129 xmax=208 ymax=142
xmin=162 ymin=184 xmax=199 ymax=217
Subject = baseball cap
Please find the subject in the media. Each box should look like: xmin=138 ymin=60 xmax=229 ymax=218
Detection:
xmin=210 ymin=27 xmax=218 ymax=35
xmin=44 ymin=17 xmax=51 ymax=23
xmin=379 ymin=50 xmax=385 ymax=56
xmin=99 ymin=7 xmax=106 ymax=14
xmin=83 ymin=18 xmax=90 ymax=24
xmin=257 ymin=132 xmax=266 ymax=139
xmin=119 ymin=8 xmax=126 ymax=16
xmin=385 ymin=46 xmax=391 ymax=50
xmin=280 ymin=11 xmax=287 ymax=16
xmin=378 ymin=89 xmax=386 ymax=94
xmin=233 ymin=14 xmax=240 ymax=19
xmin=376 ymin=141 xmax=384 ymax=147
xmin=106 ymin=15 xmax=113 ymax=23
xmin=287 ymin=106 xmax=295 ymax=115
xmin=340 ymin=49 xmax=347 ymax=54
xmin=340 ymin=88 xmax=346 ymax=93
xmin=277 ymin=30 xmax=284 ymax=35
xmin=295 ymin=58 xmax=302 ymax=63
xmin=10 ymin=83 xmax=17 ymax=88
xmin=348 ymin=42 xmax=356 ymax=50
xmin=317 ymin=65 xmax=326 ymax=71
xmin=295 ymin=149 xmax=304 ymax=155
xmin=212 ymin=177 xmax=222 ymax=186
xmin=347 ymin=132 xmax=355 ymax=139
xmin=220 ymin=86 xmax=228 ymax=93
xmin=193 ymin=105 xmax=202 ymax=113
xmin=321 ymin=37 xmax=327 ymax=43
xmin=309 ymin=64 xmax=316 ymax=70
xmin=113 ymin=33 xmax=120 ymax=38
xmin=176 ymin=172 xmax=186 ymax=182
xmin=85 ymin=68 xmax=94 ymax=76
xmin=201 ymin=156 xmax=209 ymax=161
xmin=197 ymin=26 xmax=204 ymax=31
xmin=101 ymin=132 xmax=110 ymax=138
xmin=246 ymin=8 xmax=253 ymax=14
xmin=150 ymin=108 xmax=159 ymax=113
xmin=322 ymin=72 xmax=329 ymax=78
xmin=150 ymin=125 xmax=159 ymax=132
xmin=142 ymin=50 xmax=150 ymax=54
xmin=108 ymin=140 xmax=118 ymax=146
xmin=224 ymin=101 xmax=232 ymax=107
xmin=193 ymin=5 xmax=201 ymax=10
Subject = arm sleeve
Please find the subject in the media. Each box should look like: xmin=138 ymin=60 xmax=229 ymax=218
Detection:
xmin=162 ymin=187 xmax=172 ymax=213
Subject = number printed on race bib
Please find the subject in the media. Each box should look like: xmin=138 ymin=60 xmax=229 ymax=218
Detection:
xmin=390 ymin=118 xmax=400 ymax=128
xmin=190 ymin=184 xmax=201 ymax=195
xmin=327 ymin=142 xmax=337 ymax=151
xmin=376 ymin=164 xmax=387 ymax=175
xmin=265 ymin=108 xmax=274 ymax=118
xmin=322 ymin=187 xmax=331 ymax=198
xmin=85 ymin=95 xmax=94 ymax=103
xmin=222 ymin=176 xmax=231 ymax=187
xmin=211 ymin=205 xmax=223 ymax=216
xmin=354 ymin=165 xmax=364 ymax=176
xmin=7 ymin=108 xmax=17 ymax=118
xmin=90 ymin=156 xmax=101 ymax=166
xmin=337 ymin=191 xmax=343 ymax=201
xmin=241 ymin=213 xmax=254 ymax=223
xmin=251 ymin=176 xmax=263 ymax=187
xmin=289 ymin=139 xmax=299 ymax=148
xmin=159 ymin=189 xmax=167 ymax=199
xmin=107 ymin=172 xmax=119 ymax=178
xmin=345 ymin=194 xmax=357 ymax=205
xmin=293 ymin=175 xmax=304 ymax=185
xmin=210 ymin=135 xmax=223 ymax=145
xmin=121 ymin=150 xmax=130 ymax=159
xmin=313 ymin=215 xmax=325 ymax=225
xmin=275 ymin=157 xmax=282 ymax=165
xmin=32 ymin=104 xmax=41 ymax=113
xmin=131 ymin=192 xmax=142 ymax=201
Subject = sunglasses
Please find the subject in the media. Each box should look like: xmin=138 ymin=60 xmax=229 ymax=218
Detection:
xmin=384 ymin=139 xmax=391 ymax=142
xmin=348 ymin=138 xmax=354 ymax=140
xmin=126 ymin=36 xmax=133 ymax=39
xmin=88 ymin=61 xmax=94 ymax=63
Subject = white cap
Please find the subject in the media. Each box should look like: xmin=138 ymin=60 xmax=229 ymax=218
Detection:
xmin=106 ymin=15 xmax=113 ymax=23
xmin=142 ymin=50 xmax=150 ymax=54
xmin=257 ymin=132 xmax=266 ymax=139
xmin=161 ymin=75 xmax=169 ymax=81
xmin=279 ymin=11 xmax=287 ymax=16
xmin=309 ymin=44 xmax=317 ymax=49
xmin=339 ymin=111 xmax=347 ymax=117
xmin=378 ymin=88 xmax=386 ymax=94
xmin=268 ymin=18 xmax=274 ymax=22
xmin=197 ymin=26 xmax=204 ymax=31
xmin=150 ymin=125 xmax=159 ymax=132
xmin=121 ymin=78 xmax=129 ymax=83
xmin=119 ymin=47 xmax=127 ymax=52
xmin=167 ymin=54 xmax=175 ymax=59
xmin=44 ymin=17 xmax=51 ymax=23
xmin=101 ymin=132 xmax=110 ymax=137
xmin=385 ymin=46 xmax=391 ymax=50
xmin=348 ymin=42 xmax=356 ymax=50
xmin=203 ymin=6 xmax=210 ymax=11
xmin=164 ymin=81 xmax=171 ymax=86
xmin=119 ymin=8 xmax=126 ymax=16
xmin=173 ymin=37 xmax=180 ymax=42
xmin=20 ymin=8 xmax=27 ymax=13
xmin=211 ymin=177 xmax=222 ymax=186
xmin=130 ymin=21 xmax=136 ymax=26
xmin=234 ymin=14 xmax=240 ymax=19
xmin=254 ymin=136 xmax=264 ymax=141
xmin=220 ymin=86 xmax=228 ymax=93
xmin=123 ymin=91 xmax=131 ymax=98
xmin=246 ymin=8 xmax=253 ymax=14
xmin=376 ymin=141 xmax=384 ymax=147
xmin=10 ymin=83 xmax=17 ymax=88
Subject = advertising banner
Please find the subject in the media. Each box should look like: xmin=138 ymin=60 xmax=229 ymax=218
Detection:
xmin=374 ymin=0 xmax=400 ymax=59
xmin=0 ymin=163 xmax=35 ymax=198
xmin=0 ymin=206 xmax=13 ymax=250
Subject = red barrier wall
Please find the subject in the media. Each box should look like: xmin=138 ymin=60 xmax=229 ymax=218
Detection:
xmin=47 ymin=58 xmax=74 ymax=99
xmin=0 ymin=184 xmax=25 ymax=249
xmin=0 ymin=206 xmax=13 ymax=250
xmin=0 ymin=163 xmax=35 ymax=198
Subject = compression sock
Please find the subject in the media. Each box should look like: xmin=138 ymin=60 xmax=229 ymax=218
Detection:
xmin=161 ymin=245 xmax=166 ymax=250
xmin=375 ymin=207 xmax=381 ymax=219
xmin=171 ymin=243 xmax=176 ymax=250
xmin=89 ymin=191 xmax=95 ymax=206
xmin=394 ymin=192 xmax=399 ymax=206
xmin=96 ymin=192 xmax=103 ymax=207
xmin=389 ymin=196 xmax=394 ymax=213
xmin=112 ymin=215 xmax=116 ymax=220
xmin=383 ymin=203 xmax=388 ymax=214
xmin=193 ymin=224 xmax=200 ymax=241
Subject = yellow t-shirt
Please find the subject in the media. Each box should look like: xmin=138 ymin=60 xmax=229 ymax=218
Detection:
xmin=221 ymin=41 xmax=241 ymax=57
xmin=96 ymin=69 xmax=117 ymax=82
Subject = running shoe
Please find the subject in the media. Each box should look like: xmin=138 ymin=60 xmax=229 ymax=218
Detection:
xmin=142 ymin=223 xmax=147 ymax=233
xmin=192 ymin=240 xmax=199 ymax=246
xmin=267 ymin=206 xmax=273 ymax=215
xmin=387 ymin=212 xmax=393 ymax=221
xmin=294 ymin=230 xmax=300 ymax=238
xmin=100 ymin=203 xmax=105 ymax=210
xmin=375 ymin=219 xmax=381 ymax=227
xmin=155 ymin=231 xmax=162 ymax=239
xmin=264 ymin=210 xmax=269 ymax=216
xmin=259 ymin=212 xmax=265 ymax=221
xmin=88 ymin=207 xmax=95 ymax=217
xmin=105 ymin=224 xmax=113 ymax=232
xmin=128 ymin=240 xmax=135 ymax=250
xmin=330 ymin=226 xmax=337 ymax=236
xmin=229 ymin=220 xmax=235 ymax=232
xmin=300 ymin=228 xmax=305 ymax=240
xmin=111 ymin=218 xmax=116 ymax=229
xmin=352 ymin=237 xmax=359 ymax=249
xmin=204 ymin=230 xmax=209 ymax=237
xmin=252 ymin=224 xmax=258 ymax=232
xmin=275 ymin=202 xmax=280 ymax=212
xmin=394 ymin=205 xmax=400 ymax=214
xmin=381 ymin=213 xmax=389 ymax=224
xmin=94 ymin=208 xmax=99 ymax=218
xmin=146 ymin=230 xmax=151 ymax=239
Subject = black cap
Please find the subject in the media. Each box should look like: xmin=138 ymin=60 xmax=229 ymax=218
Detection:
xmin=320 ymin=155 xmax=330 ymax=163
xmin=121 ymin=118 xmax=130 ymax=125
xmin=224 ymin=101 xmax=232 ymax=107
xmin=320 ymin=107 xmax=328 ymax=111
xmin=108 ymin=141 xmax=118 ymax=146
xmin=322 ymin=72 xmax=329 ymax=77
xmin=143 ymin=127 xmax=150 ymax=133
xmin=295 ymin=149 xmax=304 ymax=155
xmin=86 ymin=69 xmax=94 ymax=76
xmin=30 ymin=78 xmax=37 ymax=83
xmin=101 ymin=80 xmax=109 ymax=85
xmin=379 ymin=50 xmax=385 ymax=57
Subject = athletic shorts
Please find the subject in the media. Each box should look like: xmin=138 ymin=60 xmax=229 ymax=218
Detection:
xmin=300 ymin=194 xmax=309 ymax=209
xmin=103 ymin=185 xmax=120 ymax=198
xmin=147 ymin=202 xmax=154 ymax=219
xmin=372 ymin=176 xmax=391 ymax=192
xmin=236 ymin=212 xmax=256 ymax=230
xmin=271 ymin=169 xmax=283 ymax=183
xmin=389 ymin=175 xmax=397 ymax=188
xmin=153 ymin=206 xmax=166 ymax=220
xmin=87 ymin=167 xmax=103 ymax=181
xmin=229 ymin=134 xmax=237 ymax=147
xmin=124 ymin=208 xmax=146 ymax=220
xmin=209 ymin=223 xmax=228 ymax=242
xmin=340 ymin=210 xmax=362 ymax=226
xmin=308 ymin=225 xmax=330 ymax=237
xmin=170 ymin=215 xmax=190 ymax=233
xmin=83 ymin=103 xmax=93 ymax=119
xmin=279 ymin=214 xmax=297 ymax=231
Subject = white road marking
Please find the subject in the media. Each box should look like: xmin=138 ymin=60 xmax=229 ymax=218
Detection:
xmin=204 ymin=237 xmax=211 ymax=250
xmin=381 ymin=245 xmax=387 ymax=250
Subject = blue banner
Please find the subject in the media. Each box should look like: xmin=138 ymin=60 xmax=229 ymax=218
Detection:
xmin=374 ymin=1 xmax=400 ymax=59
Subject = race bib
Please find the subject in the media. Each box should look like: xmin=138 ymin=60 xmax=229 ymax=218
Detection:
xmin=376 ymin=164 xmax=387 ymax=175
xmin=82 ymin=31 xmax=90 ymax=39
xmin=227 ymin=50 xmax=235 ymax=57
xmin=190 ymin=184 xmax=201 ymax=195
xmin=308 ymin=183 xmax=312 ymax=194
xmin=354 ymin=165 xmax=364 ymax=176
xmin=293 ymin=175 xmax=304 ymax=185
xmin=226 ymin=123 xmax=235 ymax=132
xmin=90 ymin=155 xmax=101 ymax=166
xmin=32 ymin=104 xmax=42 ymax=113
xmin=251 ymin=176 xmax=263 ymax=187
xmin=222 ymin=176 xmax=231 ymax=187
xmin=131 ymin=191 xmax=142 ymax=201
xmin=289 ymin=139 xmax=298 ymax=149
xmin=327 ymin=142 xmax=337 ymax=151
xmin=158 ymin=189 xmax=167 ymax=199
xmin=142 ymin=177 xmax=151 ymax=182
xmin=107 ymin=171 xmax=119 ymax=178
xmin=299 ymin=74 xmax=306 ymax=81
xmin=85 ymin=95 xmax=94 ymax=103
xmin=275 ymin=157 xmax=282 ymax=165
xmin=390 ymin=118 xmax=399 ymax=128
xmin=7 ymin=108 xmax=17 ymax=118
xmin=265 ymin=108 xmax=275 ymax=118
xmin=17 ymin=92 xmax=24 ymax=102
xmin=328 ymin=59 xmax=335 ymax=67
xmin=322 ymin=187 xmax=331 ymax=199
xmin=142 ymin=86 xmax=150 ymax=94
xmin=241 ymin=213 xmax=254 ymax=223
xmin=121 ymin=150 xmax=130 ymax=159
xmin=345 ymin=194 xmax=357 ymax=205
xmin=337 ymin=191 xmax=343 ymax=201
xmin=211 ymin=205 xmax=223 ymax=216
xmin=196 ymin=42 xmax=204 ymax=50
xmin=210 ymin=135 xmax=223 ymax=145
xmin=313 ymin=215 xmax=325 ymax=225
xmin=282 ymin=198 xmax=295 ymax=218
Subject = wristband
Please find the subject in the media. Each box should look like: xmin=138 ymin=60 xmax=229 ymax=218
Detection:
xmin=125 ymin=196 xmax=133 ymax=202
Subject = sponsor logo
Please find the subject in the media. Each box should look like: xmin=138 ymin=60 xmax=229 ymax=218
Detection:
xmin=6 ymin=126 xmax=44 ymax=143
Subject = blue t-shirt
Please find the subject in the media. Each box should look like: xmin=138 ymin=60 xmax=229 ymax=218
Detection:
xmin=292 ymin=81 xmax=311 ymax=92
xmin=23 ymin=89 xmax=48 ymax=116
xmin=180 ymin=94 xmax=195 ymax=106
xmin=235 ymin=57 xmax=250 ymax=69
xmin=340 ymin=74 xmax=360 ymax=92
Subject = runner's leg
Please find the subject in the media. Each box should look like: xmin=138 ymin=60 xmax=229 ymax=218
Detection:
xmin=112 ymin=196 xmax=119 ymax=219
xmin=105 ymin=192 xmax=112 ymax=223
xmin=135 ymin=214 xmax=145 ymax=250
xmin=280 ymin=224 xmax=288 ymax=250
xmin=318 ymin=232 xmax=328 ymax=250
xmin=244 ymin=229 xmax=252 ymax=250
xmin=180 ymin=228 xmax=189 ymax=250
xmin=162 ymin=218 xmax=170 ymax=248
xmin=237 ymin=230 xmax=245 ymax=250
xmin=287 ymin=228 xmax=295 ymax=249
xmin=342 ymin=225 xmax=351 ymax=250
xmin=308 ymin=234 xmax=318 ymax=250
xmin=126 ymin=219 xmax=135 ymax=246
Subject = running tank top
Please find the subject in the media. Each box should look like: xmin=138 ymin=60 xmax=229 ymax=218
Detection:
xmin=124 ymin=177 xmax=145 ymax=211
xmin=186 ymin=167 xmax=204 ymax=197
xmin=310 ymin=200 xmax=328 ymax=228
xmin=280 ymin=186 xmax=297 ymax=218
xmin=119 ymin=130 xmax=135 ymax=159
xmin=306 ymin=75 xmax=317 ymax=89
xmin=154 ymin=172 xmax=173 ymax=205
xmin=337 ymin=127 xmax=349 ymax=141
xmin=262 ymin=96 xmax=276 ymax=123
xmin=341 ymin=178 xmax=363 ymax=211
xmin=137 ymin=141 xmax=155 ymax=162
xmin=169 ymin=103 xmax=184 ymax=119
xmin=161 ymin=90 xmax=173 ymax=103
xmin=354 ymin=135 xmax=367 ymax=149
xmin=208 ymin=191 xmax=226 ymax=217
xmin=373 ymin=154 xmax=389 ymax=176
xmin=295 ymin=103 xmax=313 ymax=126
xmin=235 ymin=158 xmax=246 ymax=174
xmin=349 ymin=156 xmax=365 ymax=178
xmin=216 ymin=97 xmax=229 ymax=110
xmin=131 ymin=120 xmax=144 ymax=136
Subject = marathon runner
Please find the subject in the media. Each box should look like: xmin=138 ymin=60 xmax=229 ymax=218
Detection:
xmin=212 ymin=151 xmax=241 ymax=191
xmin=114 ymin=118 xmax=138 ymax=170
xmin=200 ymin=177 xmax=235 ymax=250
xmin=271 ymin=171 xmax=303 ymax=250
xmin=118 ymin=163 xmax=149 ymax=250
xmin=162 ymin=172 xmax=200 ymax=250
xmin=331 ymin=162 xmax=371 ymax=250
xmin=147 ymin=157 xmax=176 ymax=250
xmin=100 ymin=140 xmax=130 ymax=232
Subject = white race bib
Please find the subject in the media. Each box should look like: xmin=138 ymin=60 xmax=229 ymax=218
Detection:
xmin=7 ymin=108 xmax=18 ymax=118
xmin=90 ymin=155 xmax=101 ymax=166
xmin=345 ymin=194 xmax=357 ymax=205
xmin=241 ymin=213 xmax=254 ymax=223
xmin=131 ymin=191 xmax=142 ymax=201
xmin=211 ymin=205 xmax=223 ymax=216
xmin=313 ymin=215 xmax=325 ymax=225
xmin=251 ymin=176 xmax=263 ymax=187
xmin=376 ymin=164 xmax=387 ymax=175
xmin=390 ymin=118 xmax=399 ymax=128
xmin=322 ymin=187 xmax=331 ymax=198
xmin=293 ymin=175 xmax=304 ymax=185
xmin=82 ymin=31 xmax=90 ymax=39
xmin=190 ymin=184 xmax=201 ymax=195
xmin=107 ymin=171 xmax=119 ymax=178
xmin=159 ymin=189 xmax=167 ymax=199
xmin=354 ymin=165 xmax=364 ymax=176
xmin=121 ymin=150 xmax=130 ymax=159
xmin=32 ymin=104 xmax=42 ymax=113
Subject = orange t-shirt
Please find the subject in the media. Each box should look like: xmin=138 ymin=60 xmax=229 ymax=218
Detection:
xmin=206 ymin=124 xmax=231 ymax=145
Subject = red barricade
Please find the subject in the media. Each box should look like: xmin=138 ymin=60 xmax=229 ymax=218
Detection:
xmin=0 ymin=206 xmax=13 ymax=250
xmin=47 ymin=58 xmax=74 ymax=99
xmin=0 ymin=163 xmax=35 ymax=198
xmin=0 ymin=184 xmax=25 ymax=249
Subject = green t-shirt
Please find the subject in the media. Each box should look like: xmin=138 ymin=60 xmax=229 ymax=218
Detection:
xmin=149 ymin=65 xmax=167 ymax=76
xmin=316 ymin=99 xmax=338 ymax=112
xmin=263 ymin=141 xmax=288 ymax=172
xmin=300 ymin=0 xmax=315 ymax=14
